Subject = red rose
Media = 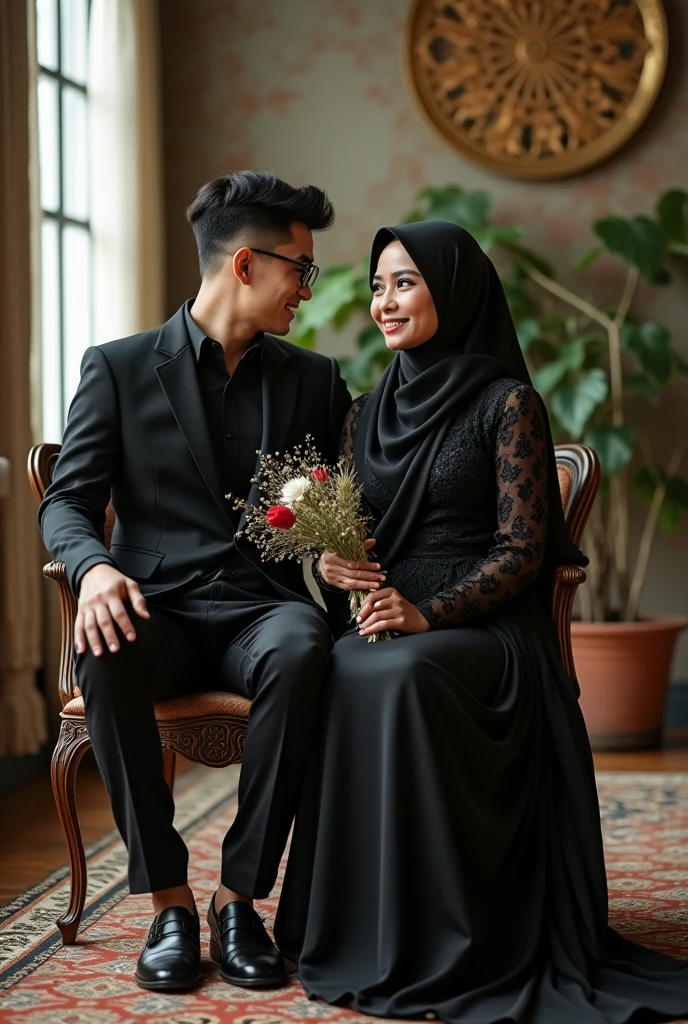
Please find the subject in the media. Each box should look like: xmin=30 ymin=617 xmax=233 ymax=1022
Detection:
xmin=266 ymin=505 xmax=296 ymax=529
xmin=311 ymin=468 xmax=329 ymax=483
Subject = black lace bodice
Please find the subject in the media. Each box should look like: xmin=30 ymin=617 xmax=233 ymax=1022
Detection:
xmin=338 ymin=379 xmax=548 ymax=630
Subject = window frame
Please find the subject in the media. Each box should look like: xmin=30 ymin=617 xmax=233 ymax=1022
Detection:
xmin=36 ymin=0 xmax=92 ymax=437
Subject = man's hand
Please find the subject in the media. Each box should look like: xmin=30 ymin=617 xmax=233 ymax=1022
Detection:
xmin=75 ymin=564 xmax=150 ymax=656
xmin=317 ymin=538 xmax=386 ymax=592
xmin=357 ymin=587 xmax=430 ymax=637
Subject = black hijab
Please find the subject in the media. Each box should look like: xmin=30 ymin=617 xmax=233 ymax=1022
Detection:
xmin=354 ymin=220 xmax=587 ymax=579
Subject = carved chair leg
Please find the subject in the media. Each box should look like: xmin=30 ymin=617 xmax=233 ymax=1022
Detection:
xmin=162 ymin=747 xmax=176 ymax=792
xmin=51 ymin=717 xmax=92 ymax=945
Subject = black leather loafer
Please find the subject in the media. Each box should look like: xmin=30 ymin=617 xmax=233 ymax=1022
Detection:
xmin=207 ymin=895 xmax=286 ymax=987
xmin=135 ymin=906 xmax=201 ymax=990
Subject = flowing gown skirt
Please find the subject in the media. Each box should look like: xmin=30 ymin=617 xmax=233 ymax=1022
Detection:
xmin=274 ymin=595 xmax=688 ymax=1023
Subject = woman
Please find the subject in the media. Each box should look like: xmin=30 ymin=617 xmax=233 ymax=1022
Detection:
xmin=273 ymin=221 xmax=688 ymax=1023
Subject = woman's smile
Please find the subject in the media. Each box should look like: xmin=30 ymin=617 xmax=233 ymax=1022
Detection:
xmin=381 ymin=317 xmax=409 ymax=334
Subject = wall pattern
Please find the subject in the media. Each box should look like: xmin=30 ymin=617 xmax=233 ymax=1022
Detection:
xmin=159 ymin=0 xmax=688 ymax=675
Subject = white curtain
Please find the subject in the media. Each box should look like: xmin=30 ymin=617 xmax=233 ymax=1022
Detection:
xmin=88 ymin=0 xmax=165 ymax=343
xmin=0 ymin=0 xmax=47 ymax=756
xmin=37 ymin=0 xmax=166 ymax=740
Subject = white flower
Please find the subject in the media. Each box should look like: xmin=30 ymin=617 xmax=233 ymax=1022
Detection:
xmin=281 ymin=476 xmax=311 ymax=507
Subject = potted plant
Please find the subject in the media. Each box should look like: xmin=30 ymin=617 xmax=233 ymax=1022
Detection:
xmin=291 ymin=185 xmax=688 ymax=750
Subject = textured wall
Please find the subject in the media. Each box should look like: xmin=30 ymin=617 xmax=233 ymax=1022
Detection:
xmin=159 ymin=0 xmax=688 ymax=675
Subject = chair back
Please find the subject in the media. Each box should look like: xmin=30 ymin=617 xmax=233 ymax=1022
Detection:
xmin=554 ymin=444 xmax=599 ymax=545
xmin=28 ymin=443 xmax=61 ymax=505
xmin=29 ymin=443 xmax=115 ymax=547
xmin=30 ymin=443 xmax=599 ymax=543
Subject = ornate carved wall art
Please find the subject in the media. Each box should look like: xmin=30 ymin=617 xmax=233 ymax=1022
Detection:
xmin=406 ymin=0 xmax=667 ymax=179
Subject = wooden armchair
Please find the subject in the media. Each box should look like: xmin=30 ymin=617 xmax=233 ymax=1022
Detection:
xmin=28 ymin=444 xmax=252 ymax=945
xmin=28 ymin=440 xmax=599 ymax=947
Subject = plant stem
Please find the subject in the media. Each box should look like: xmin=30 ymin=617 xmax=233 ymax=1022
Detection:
xmin=624 ymin=437 xmax=688 ymax=622
xmin=604 ymin=312 xmax=629 ymax=614
xmin=615 ymin=264 xmax=639 ymax=328
xmin=587 ymin=497 xmax=609 ymax=621
xmin=522 ymin=258 xmax=642 ymax=619
xmin=608 ymin=264 xmax=638 ymax=429
xmin=611 ymin=471 xmax=630 ymax=613
xmin=517 ymin=260 xmax=613 ymax=331
xmin=607 ymin=266 xmax=638 ymax=616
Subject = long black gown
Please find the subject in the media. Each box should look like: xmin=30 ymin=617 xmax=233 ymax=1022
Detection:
xmin=274 ymin=379 xmax=688 ymax=1023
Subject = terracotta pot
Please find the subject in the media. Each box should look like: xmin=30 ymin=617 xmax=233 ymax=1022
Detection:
xmin=571 ymin=615 xmax=688 ymax=751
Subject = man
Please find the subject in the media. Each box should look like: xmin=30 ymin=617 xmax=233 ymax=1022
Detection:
xmin=39 ymin=171 xmax=364 ymax=991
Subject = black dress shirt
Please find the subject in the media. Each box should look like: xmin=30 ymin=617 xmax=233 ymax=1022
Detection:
xmin=184 ymin=300 xmax=275 ymax=595
xmin=184 ymin=301 xmax=263 ymax=517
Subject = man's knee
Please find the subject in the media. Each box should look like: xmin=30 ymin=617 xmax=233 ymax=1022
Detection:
xmin=252 ymin=604 xmax=331 ymax=698
xmin=76 ymin=614 xmax=158 ymax=707
xmin=279 ymin=605 xmax=331 ymax=671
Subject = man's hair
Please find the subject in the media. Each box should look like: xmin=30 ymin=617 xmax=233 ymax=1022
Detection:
xmin=186 ymin=171 xmax=334 ymax=276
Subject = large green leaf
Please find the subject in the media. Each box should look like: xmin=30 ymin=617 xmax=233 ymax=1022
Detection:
xmin=659 ymin=476 xmax=688 ymax=532
xmin=289 ymin=327 xmax=317 ymax=350
xmin=503 ymin=273 xmax=535 ymax=318
xmin=515 ymin=317 xmax=541 ymax=353
xmin=531 ymin=337 xmax=589 ymax=393
xmin=477 ymin=225 xmax=524 ymax=252
xmin=293 ymin=266 xmax=358 ymax=334
xmin=338 ymin=327 xmax=391 ymax=392
xmin=623 ymin=371 xmax=661 ymax=405
xmin=621 ymin=321 xmax=673 ymax=389
xmin=633 ymin=464 xmax=663 ymax=504
xmin=353 ymin=257 xmax=373 ymax=305
xmin=407 ymin=186 xmax=492 ymax=229
xmin=656 ymin=189 xmax=688 ymax=250
xmin=584 ymin=425 xmax=636 ymax=475
xmin=561 ymin=337 xmax=590 ymax=372
xmin=550 ymin=368 xmax=608 ymax=437
xmin=532 ymin=360 xmax=570 ymax=394
xmin=650 ymin=266 xmax=673 ymax=285
xmin=593 ymin=215 xmax=668 ymax=282
xmin=632 ymin=468 xmax=688 ymax=533
xmin=582 ymin=337 xmax=608 ymax=368
xmin=356 ymin=325 xmax=383 ymax=349
xmin=332 ymin=300 xmax=357 ymax=330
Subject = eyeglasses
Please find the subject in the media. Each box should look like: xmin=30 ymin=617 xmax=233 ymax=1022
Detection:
xmin=250 ymin=248 xmax=319 ymax=288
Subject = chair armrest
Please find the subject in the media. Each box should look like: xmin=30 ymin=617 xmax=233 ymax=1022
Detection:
xmin=551 ymin=563 xmax=587 ymax=697
xmin=43 ymin=561 xmax=79 ymax=707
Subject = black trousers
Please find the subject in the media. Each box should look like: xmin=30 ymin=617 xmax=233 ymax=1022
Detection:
xmin=76 ymin=568 xmax=332 ymax=897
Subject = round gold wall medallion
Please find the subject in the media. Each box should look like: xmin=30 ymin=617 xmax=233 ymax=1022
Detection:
xmin=406 ymin=0 xmax=668 ymax=180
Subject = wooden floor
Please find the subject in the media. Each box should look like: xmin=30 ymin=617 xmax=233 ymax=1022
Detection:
xmin=1 ymin=734 xmax=687 ymax=907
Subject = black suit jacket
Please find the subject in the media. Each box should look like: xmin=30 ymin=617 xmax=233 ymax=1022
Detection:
xmin=39 ymin=304 xmax=352 ymax=608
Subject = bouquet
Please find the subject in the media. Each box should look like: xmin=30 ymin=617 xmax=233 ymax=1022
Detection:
xmin=226 ymin=436 xmax=390 ymax=641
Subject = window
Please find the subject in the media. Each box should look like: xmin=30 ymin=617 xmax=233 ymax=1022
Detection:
xmin=36 ymin=0 xmax=91 ymax=441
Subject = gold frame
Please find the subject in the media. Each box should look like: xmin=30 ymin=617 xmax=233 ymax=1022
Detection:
xmin=404 ymin=0 xmax=668 ymax=181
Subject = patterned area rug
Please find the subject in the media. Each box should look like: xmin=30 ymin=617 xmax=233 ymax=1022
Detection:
xmin=0 ymin=770 xmax=686 ymax=1023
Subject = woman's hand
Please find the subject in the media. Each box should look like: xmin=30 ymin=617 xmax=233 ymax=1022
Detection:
xmin=317 ymin=539 xmax=387 ymax=592
xmin=357 ymin=587 xmax=430 ymax=637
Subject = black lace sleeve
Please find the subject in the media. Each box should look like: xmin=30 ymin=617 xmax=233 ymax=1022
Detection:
xmin=416 ymin=385 xmax=548 ymax=629
xmin=339 ymin=394 xmax=369 ymax=459
xmin=312 ymin=394 xmax=370 ymax=592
